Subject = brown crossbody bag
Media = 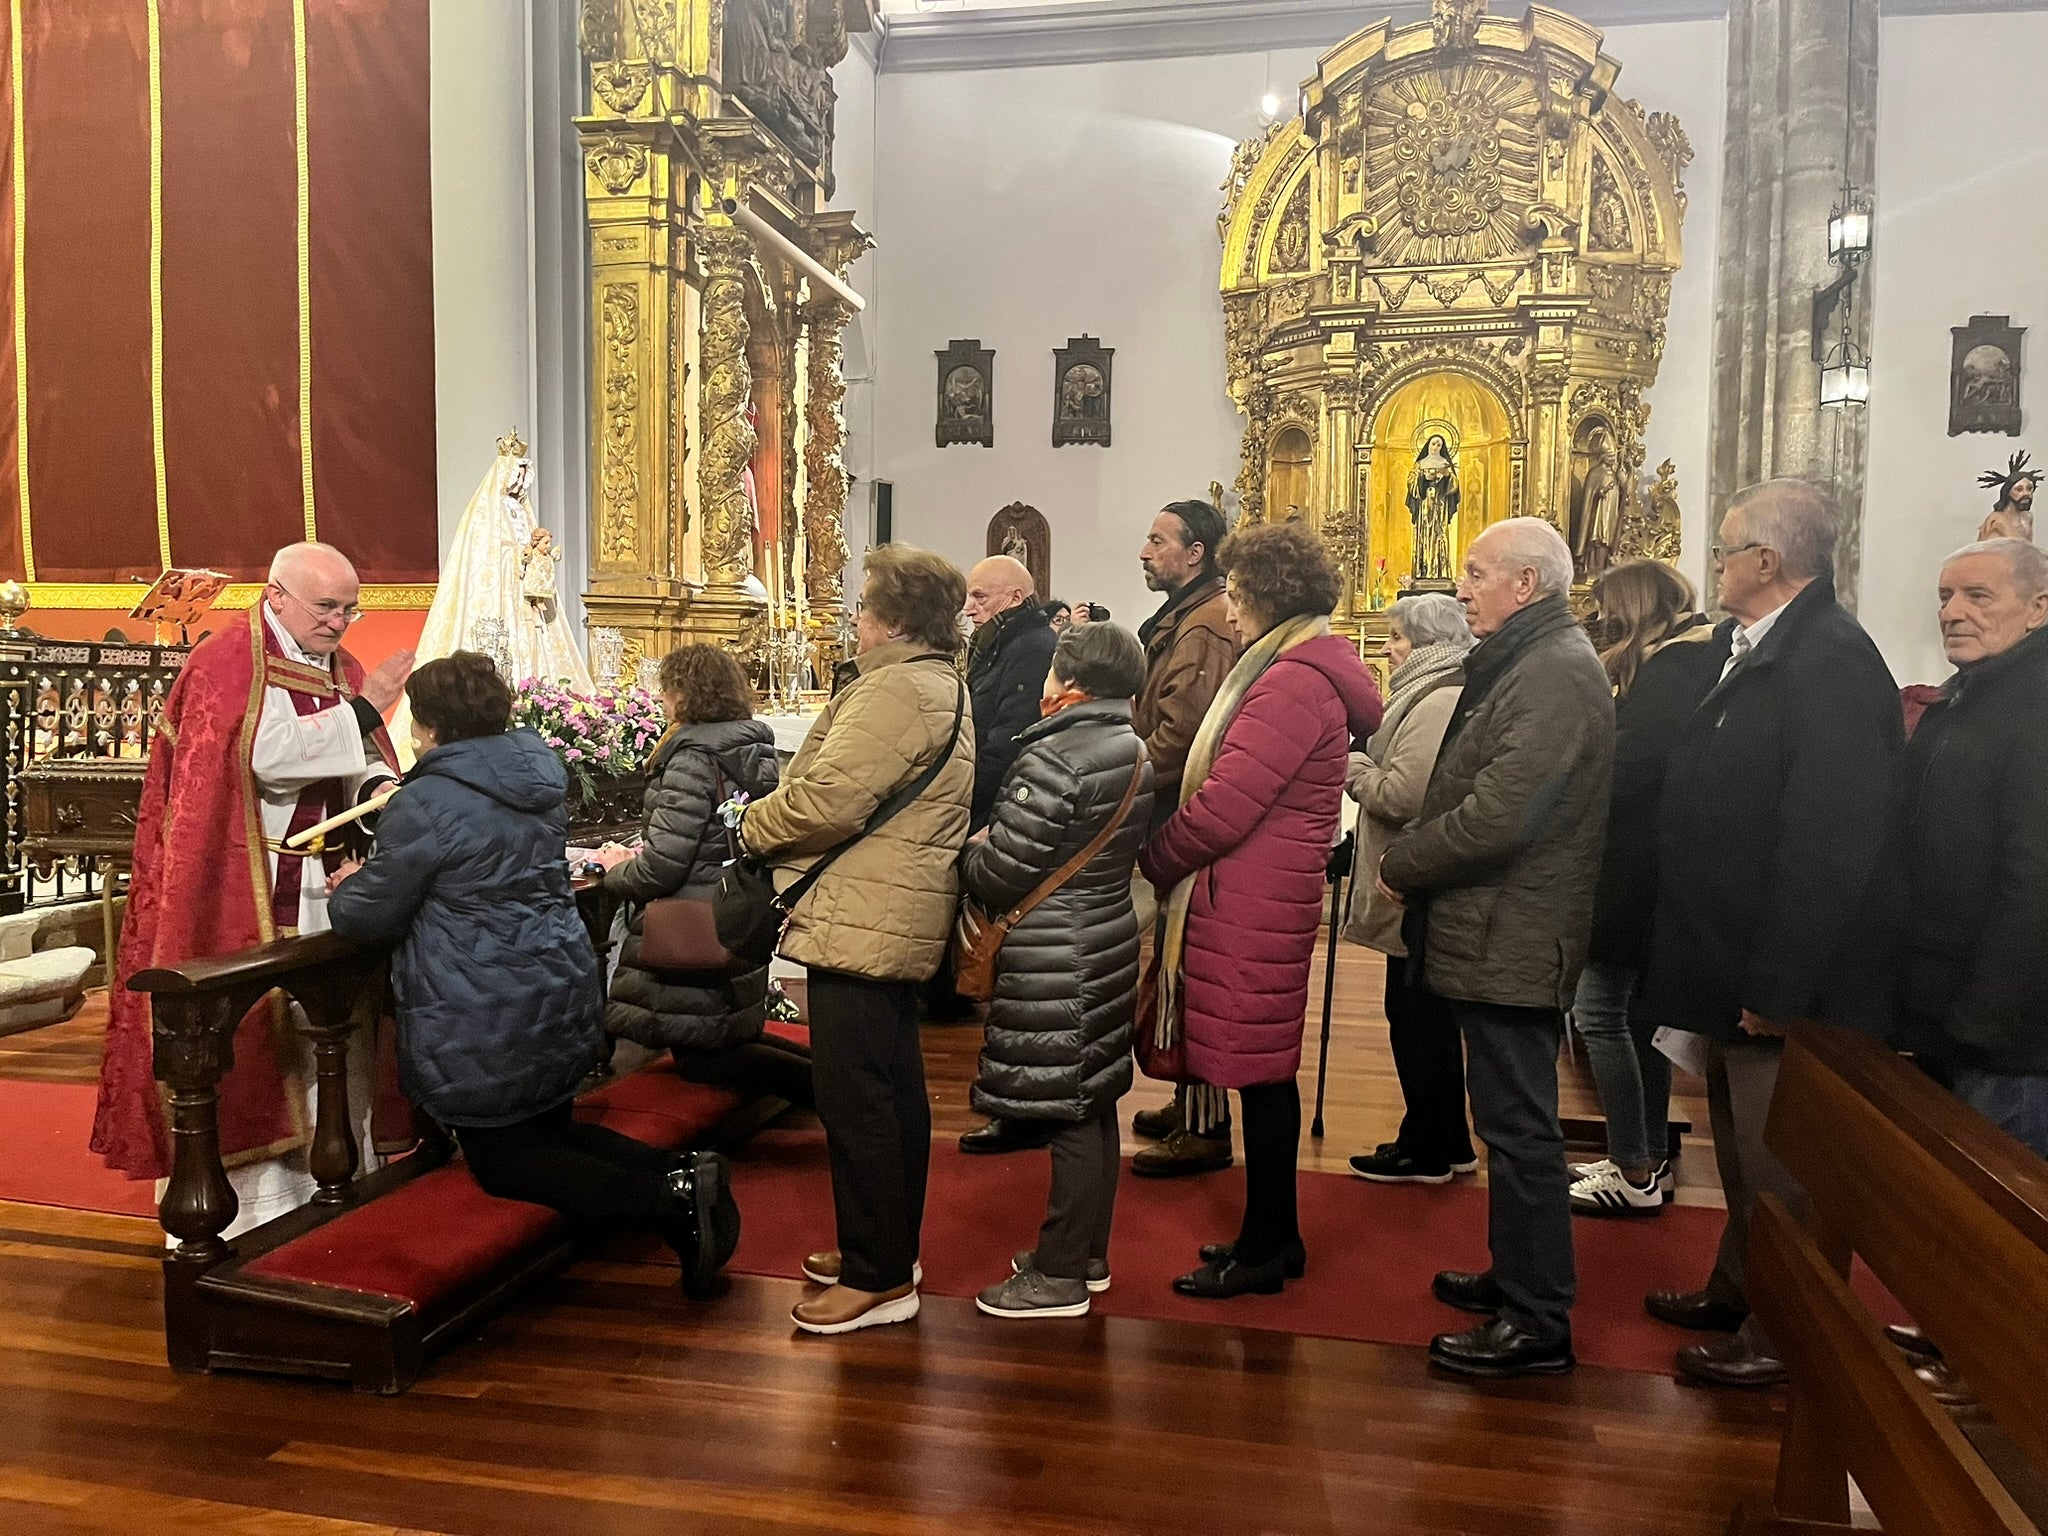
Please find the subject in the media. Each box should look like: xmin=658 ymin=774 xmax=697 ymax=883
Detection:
xmin=950 ymin=741 xmax=1147 ymax=1003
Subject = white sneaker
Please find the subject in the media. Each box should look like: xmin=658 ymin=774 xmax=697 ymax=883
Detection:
xmin=1656 ymin=1158 xmax=1676 ymax=1194
xmin=1570 ymin=1164 xmax=1664 ymax=1217
xmin=1568 ymin=1156 xmax=1618 ymax=1182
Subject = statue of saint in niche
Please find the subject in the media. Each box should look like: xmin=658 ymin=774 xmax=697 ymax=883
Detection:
xmin=1575 ymin=424 xmax=1625 ymax=577
xmin=1406 ymin=433 xmax=1459 ymax=581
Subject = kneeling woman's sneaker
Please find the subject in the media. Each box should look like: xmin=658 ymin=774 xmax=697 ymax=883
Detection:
xmin=1569 ymin=1162 xmax=1663 ymax=1217
xmin=663 ymin=1151 xmax=741 ymax=1299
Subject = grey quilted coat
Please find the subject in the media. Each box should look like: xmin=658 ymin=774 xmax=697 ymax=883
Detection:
xmin=604 ymin=717 xmax=780 ymax=1053
xmin=964 ymin=699 xmax=1155 ymax=1122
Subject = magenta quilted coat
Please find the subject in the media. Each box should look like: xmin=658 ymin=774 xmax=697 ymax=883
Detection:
xmin=1139 ymin=633 xmax=1384 ymax=1088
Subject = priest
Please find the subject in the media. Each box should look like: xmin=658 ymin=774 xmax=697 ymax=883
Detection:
xmin=92 ymin=542 xmax=416 ymax=1233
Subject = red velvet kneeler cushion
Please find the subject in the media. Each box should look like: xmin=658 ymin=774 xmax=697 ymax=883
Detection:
xmin=243 ymin=1165 xmax=565 ymax=1307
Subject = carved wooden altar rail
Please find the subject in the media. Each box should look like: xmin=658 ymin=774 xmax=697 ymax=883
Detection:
xmin=1730 ymin=1025 xmax=2048 ymax=1536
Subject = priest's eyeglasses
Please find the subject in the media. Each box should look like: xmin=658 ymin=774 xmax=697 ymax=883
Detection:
xmin=272 ymin=583 xmax=363 ymax=625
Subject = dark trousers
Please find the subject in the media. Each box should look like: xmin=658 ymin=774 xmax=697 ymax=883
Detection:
xmin=1451 ymin=997 xmax=1575 ymax=1343
xmin=808 ymin=968 xmax=929 ymax=1292
xmin=1035 ymin=1107 xmax=1120 ymax=1280
xmin=1386 ymin=960 xmax=1476 ymax=1165
xmin=1702 ymin=1036 xmax=1805 ymax=1356
xmin=672 ymin=1035 xmax=816 ymax=1112
xmin=456 ymin=1099 xmax=678 ymax=1228
xmin=1234 ymin=1080 xmax=1302 ymax=1265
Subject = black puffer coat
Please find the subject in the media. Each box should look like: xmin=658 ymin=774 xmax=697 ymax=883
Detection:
xmin=968 ymin=602 xmax=1060 ymax=829
xmin=605 ymin=718 xmax=780 ymax=1053
xmin=327 ymin=729 xmax=601 ymax=1129
xmin=964 ymin=700 xmax=1155 ymax=1122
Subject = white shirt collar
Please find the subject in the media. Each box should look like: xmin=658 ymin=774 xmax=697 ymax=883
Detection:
xmin=260 ymin=602 xmax=321 ymax=667
xmin=1736 ymin=598 xmax=1794 ymax=652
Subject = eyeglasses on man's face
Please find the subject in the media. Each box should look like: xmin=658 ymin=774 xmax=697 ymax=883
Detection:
xmin=272 ymin=583 xmax=362 ymax=625
xmin=1711 ymin=541 xmax=1762 ymax=563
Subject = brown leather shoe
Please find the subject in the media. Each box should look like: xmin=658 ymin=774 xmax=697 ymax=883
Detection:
xmin=1675 ymin=1334 xmax=1787 ymax=1388
xmin=800 ymin=1250 xmax=922 ymax=1287
xmin=1131 ymin=1127 xmax=1234 ymax=1179
xmin=791 ymin=1281 xmax=920 ymax=1335
xmin=1645 ymin=1287 xmax=1748 ymax=1332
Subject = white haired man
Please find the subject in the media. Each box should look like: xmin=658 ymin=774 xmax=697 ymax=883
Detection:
xmin=1378 ymin=518 xmax=1616 ymax=1378
xmin=1637 ymin=480 xmax=1903 ymax=1388
xmin=1900 ymin=537 xmax=2048 ymax=1154
xmin=92 ymin=543 xmax=416 ymax=1231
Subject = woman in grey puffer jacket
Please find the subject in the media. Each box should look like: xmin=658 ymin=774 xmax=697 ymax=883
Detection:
xmin=599 ymin=646 xmax=812 ymax=1109
xmin=962 ymin=623 xmax=1155 ymax=1320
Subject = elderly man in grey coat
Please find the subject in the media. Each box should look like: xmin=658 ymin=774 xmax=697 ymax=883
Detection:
xmin=1378 ymin=518 xmax=1616 ymax=1379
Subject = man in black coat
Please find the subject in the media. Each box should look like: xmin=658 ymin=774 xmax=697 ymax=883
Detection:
xmin=964 ymin=555 xmax=1059 ymax=831
xmin=1899 ymin=537 xmax=2048 ymax=1155
xmin=1636 ymin=479 xmax=1903 ymax=1389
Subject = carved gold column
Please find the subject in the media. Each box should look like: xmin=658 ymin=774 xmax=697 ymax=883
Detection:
xmin=694 ymin=223 xmax=757 ymax=590
xmin=797 ymin=212 xmax=872 ymax=629
xmin=576 ymin=0 xmax=701 ymax=673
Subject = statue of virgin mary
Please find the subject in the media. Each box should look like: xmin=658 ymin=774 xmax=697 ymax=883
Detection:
xmin=392 ymin=431 xmax=593 ymax=764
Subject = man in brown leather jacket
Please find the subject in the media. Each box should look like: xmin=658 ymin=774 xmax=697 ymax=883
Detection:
xmin=1129 ymin=498 xmax=1243 ymax=1177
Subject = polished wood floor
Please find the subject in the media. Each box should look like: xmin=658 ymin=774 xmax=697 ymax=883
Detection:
xmin=0 ymin=941 xmax=1776 ymax=1535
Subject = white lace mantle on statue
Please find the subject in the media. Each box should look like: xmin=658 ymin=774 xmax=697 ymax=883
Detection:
xmin=393 ymin=444 xmax=593 ymax=765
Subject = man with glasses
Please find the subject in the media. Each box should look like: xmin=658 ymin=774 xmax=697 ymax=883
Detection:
xmin=93 ymin=542 xmax=417 ymax=1232
xmin=1635 ymin=480 xmax=1903 ymax=1388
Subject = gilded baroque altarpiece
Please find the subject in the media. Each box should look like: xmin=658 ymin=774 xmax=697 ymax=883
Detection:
xmin=577 ymin=0 xmax=874 ymax=675
xmin=1220 ymin=0 xmax=1690 ymax=645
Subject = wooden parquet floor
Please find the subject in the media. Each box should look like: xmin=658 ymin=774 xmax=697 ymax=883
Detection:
xmin=0 ymin=941 xmax=1773 ymax=1536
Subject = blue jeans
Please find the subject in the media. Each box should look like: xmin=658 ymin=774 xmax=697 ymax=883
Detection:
xmin=1570 ymin=962 xmax=1670 ymax=1173
xmin=1955 ymin=1069 xmax=2048 ymax=1159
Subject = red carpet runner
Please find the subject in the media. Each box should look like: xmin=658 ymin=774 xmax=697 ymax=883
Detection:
xmin=625 ymin=1126 xmax=1737 ymax=1375
xmin=0 ymin=1080 xmax=159 ymax=1217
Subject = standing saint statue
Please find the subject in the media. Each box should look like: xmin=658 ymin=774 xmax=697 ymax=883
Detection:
xmin=393 ymin=431 xmax=593 ymax=764
xmin=1576 ymin=425 xmax=1625 ymax=577
xmin=1406 ymin=433 xmax=1459 ymax=581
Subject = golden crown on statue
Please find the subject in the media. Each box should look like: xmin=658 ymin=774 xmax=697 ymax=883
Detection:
xmin=497 ymin=427 xmax=530 ymax=459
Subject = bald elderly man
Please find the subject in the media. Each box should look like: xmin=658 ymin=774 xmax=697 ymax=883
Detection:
xmin=93 ymin=543 xmax=416 ymax=1234
xmin=964 ymin=554 xmax=1058 ymax=830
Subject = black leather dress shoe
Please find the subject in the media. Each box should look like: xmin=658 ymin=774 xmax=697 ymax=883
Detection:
xmin=1675 ymin=1334 xmax=1788 ymax=1388
xmin=1885 ymin=1323 xmax=1941 ymax=1361
xmin=958 ymin=1118 xmax=1058 ymax=1155
xmin=663 ymin=1151 xmax=738 ymax=1300
xmin=1171 ymin=1253 xmax=1289 ymax=1299
xmin=1644 ymin=1287 xmax=1748 ymax=1332
xmin=1430 ymin=1318 xmax=1574 ymax=1378
xmin=1432 ymin=1269 xmax=1507 ymax=1315
xmin=1131 ymin=1101 xmax=1181 ymax=1141
xmin=1199 ymin=1238 xmax=1307 ymax=1278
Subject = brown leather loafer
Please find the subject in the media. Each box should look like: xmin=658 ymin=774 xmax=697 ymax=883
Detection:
xmin=792 ymin=1281 xmax=920 ymax=1335
xmin=1675 ymin=1334 xmax=1788 ymax=1388
xmin=801 ymin=1250 xmax=921 ymax=1287
xmin=1645 ymin=1287 xmax=1748 ymax=1332
xmin=1131 ymin=1127 xmax=1234 ymax=1178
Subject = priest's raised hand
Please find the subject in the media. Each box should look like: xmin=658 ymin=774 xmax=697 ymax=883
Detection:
xmin=361 ymin=648 xmax=417 ymax=714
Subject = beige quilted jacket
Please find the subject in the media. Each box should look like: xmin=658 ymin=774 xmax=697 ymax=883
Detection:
xmin=739 ymin=640 xmax=975 ymax=982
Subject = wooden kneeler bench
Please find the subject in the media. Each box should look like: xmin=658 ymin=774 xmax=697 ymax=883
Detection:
xmin=1729 ymin=1024 xmax=2048 ymax=1536
xmin=133 ymin=932 xmax=796 ymax=1394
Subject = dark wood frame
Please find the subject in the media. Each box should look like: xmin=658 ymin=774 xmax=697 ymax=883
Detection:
xmin=985 ymin=503 xmax=1052 ymax=605
xmin=1052 ymin=336 xmax=1113 ymax=447
xmin=1949 ymin=314 xmax=2026 ymax=438
xmin=936 ymin=339 xmax=994 ymax=448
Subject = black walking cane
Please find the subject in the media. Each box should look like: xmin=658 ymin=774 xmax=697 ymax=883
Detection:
xmin=1312 ymin=831 xmax=1354 ymax=1139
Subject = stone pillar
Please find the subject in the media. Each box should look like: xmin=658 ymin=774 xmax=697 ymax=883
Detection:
xmin=1710 ymin=0 xmax=1878 ymax=601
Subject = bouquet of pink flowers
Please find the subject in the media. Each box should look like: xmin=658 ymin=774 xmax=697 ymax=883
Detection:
xmin=511 ymin=678 xmax=669 ymax=803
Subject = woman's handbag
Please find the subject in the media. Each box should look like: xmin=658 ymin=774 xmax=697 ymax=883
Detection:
xmin=634 ymin=756 xmax=747 ymax=973
xmin=712 ymin=673 xmax=967 ymax=966
xmin=950 ymin=743 xmax=1147 ymax=1003
xmin=1131 ymin=952 xmax=1190 ymax=1083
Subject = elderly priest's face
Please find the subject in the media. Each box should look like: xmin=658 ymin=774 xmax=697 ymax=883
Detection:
xmin=265 ymin=545 xmax=364 ymax=659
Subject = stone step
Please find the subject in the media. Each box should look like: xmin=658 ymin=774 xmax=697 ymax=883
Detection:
xmin=0 ymin=945 xmax=94 ymax=1035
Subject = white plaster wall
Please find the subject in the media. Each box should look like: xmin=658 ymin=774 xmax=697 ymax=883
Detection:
xmin=831 ymin=45 xmax=882 ymax=580
xmin=868 ymin=27 xmax=1724 ymax=621
xmin=1860 ymin=11 xmax=2048 ymax=688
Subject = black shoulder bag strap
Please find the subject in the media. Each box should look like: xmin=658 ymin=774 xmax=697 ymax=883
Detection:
xmin=770 ymin=658 xmax=966 ymax=917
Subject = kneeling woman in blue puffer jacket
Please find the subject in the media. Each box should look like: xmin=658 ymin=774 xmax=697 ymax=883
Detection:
xmin=327 ymin=651 xmax=737 ymax=1298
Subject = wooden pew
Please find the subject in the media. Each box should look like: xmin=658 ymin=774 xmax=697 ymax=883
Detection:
xmin=1730 ymin=1024 xmax=2048 ymax=1536
xmin=130 ymin=888 xmax=788 ymax=1392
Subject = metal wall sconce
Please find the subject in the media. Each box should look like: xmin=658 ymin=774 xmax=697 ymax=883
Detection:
xmin=1820 ymin=332 xmax=1872 ymax=408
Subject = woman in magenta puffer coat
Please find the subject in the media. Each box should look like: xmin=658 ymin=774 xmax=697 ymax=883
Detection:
xmin=1139 ymin=522 xmax=1383 ymax=1300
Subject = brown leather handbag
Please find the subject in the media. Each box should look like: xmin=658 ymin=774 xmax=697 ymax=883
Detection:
xmin=636 ymin=757 xmax=745 ymax=974
xmin=951 ymin=743 xmax=1147 ymax=1003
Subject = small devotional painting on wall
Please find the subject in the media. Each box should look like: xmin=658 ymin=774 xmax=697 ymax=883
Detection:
xmin=1950 ymin=314 xmax=2026 ymax=437
xmin=937 ymin=339 xmax=995 ymax=448
xmin=1053 ymin=336 xmax=1114 ymax=447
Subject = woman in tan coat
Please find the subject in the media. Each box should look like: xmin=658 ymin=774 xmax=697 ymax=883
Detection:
xmin=1342 ymin=593 xmax=1478 ymax=1185
xmin=738 ymin=545 xmax=975 ymax=1335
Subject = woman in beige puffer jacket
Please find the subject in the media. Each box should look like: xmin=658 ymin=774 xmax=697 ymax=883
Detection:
xmin=738 ymin=544 xmax=974 ymax=1337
